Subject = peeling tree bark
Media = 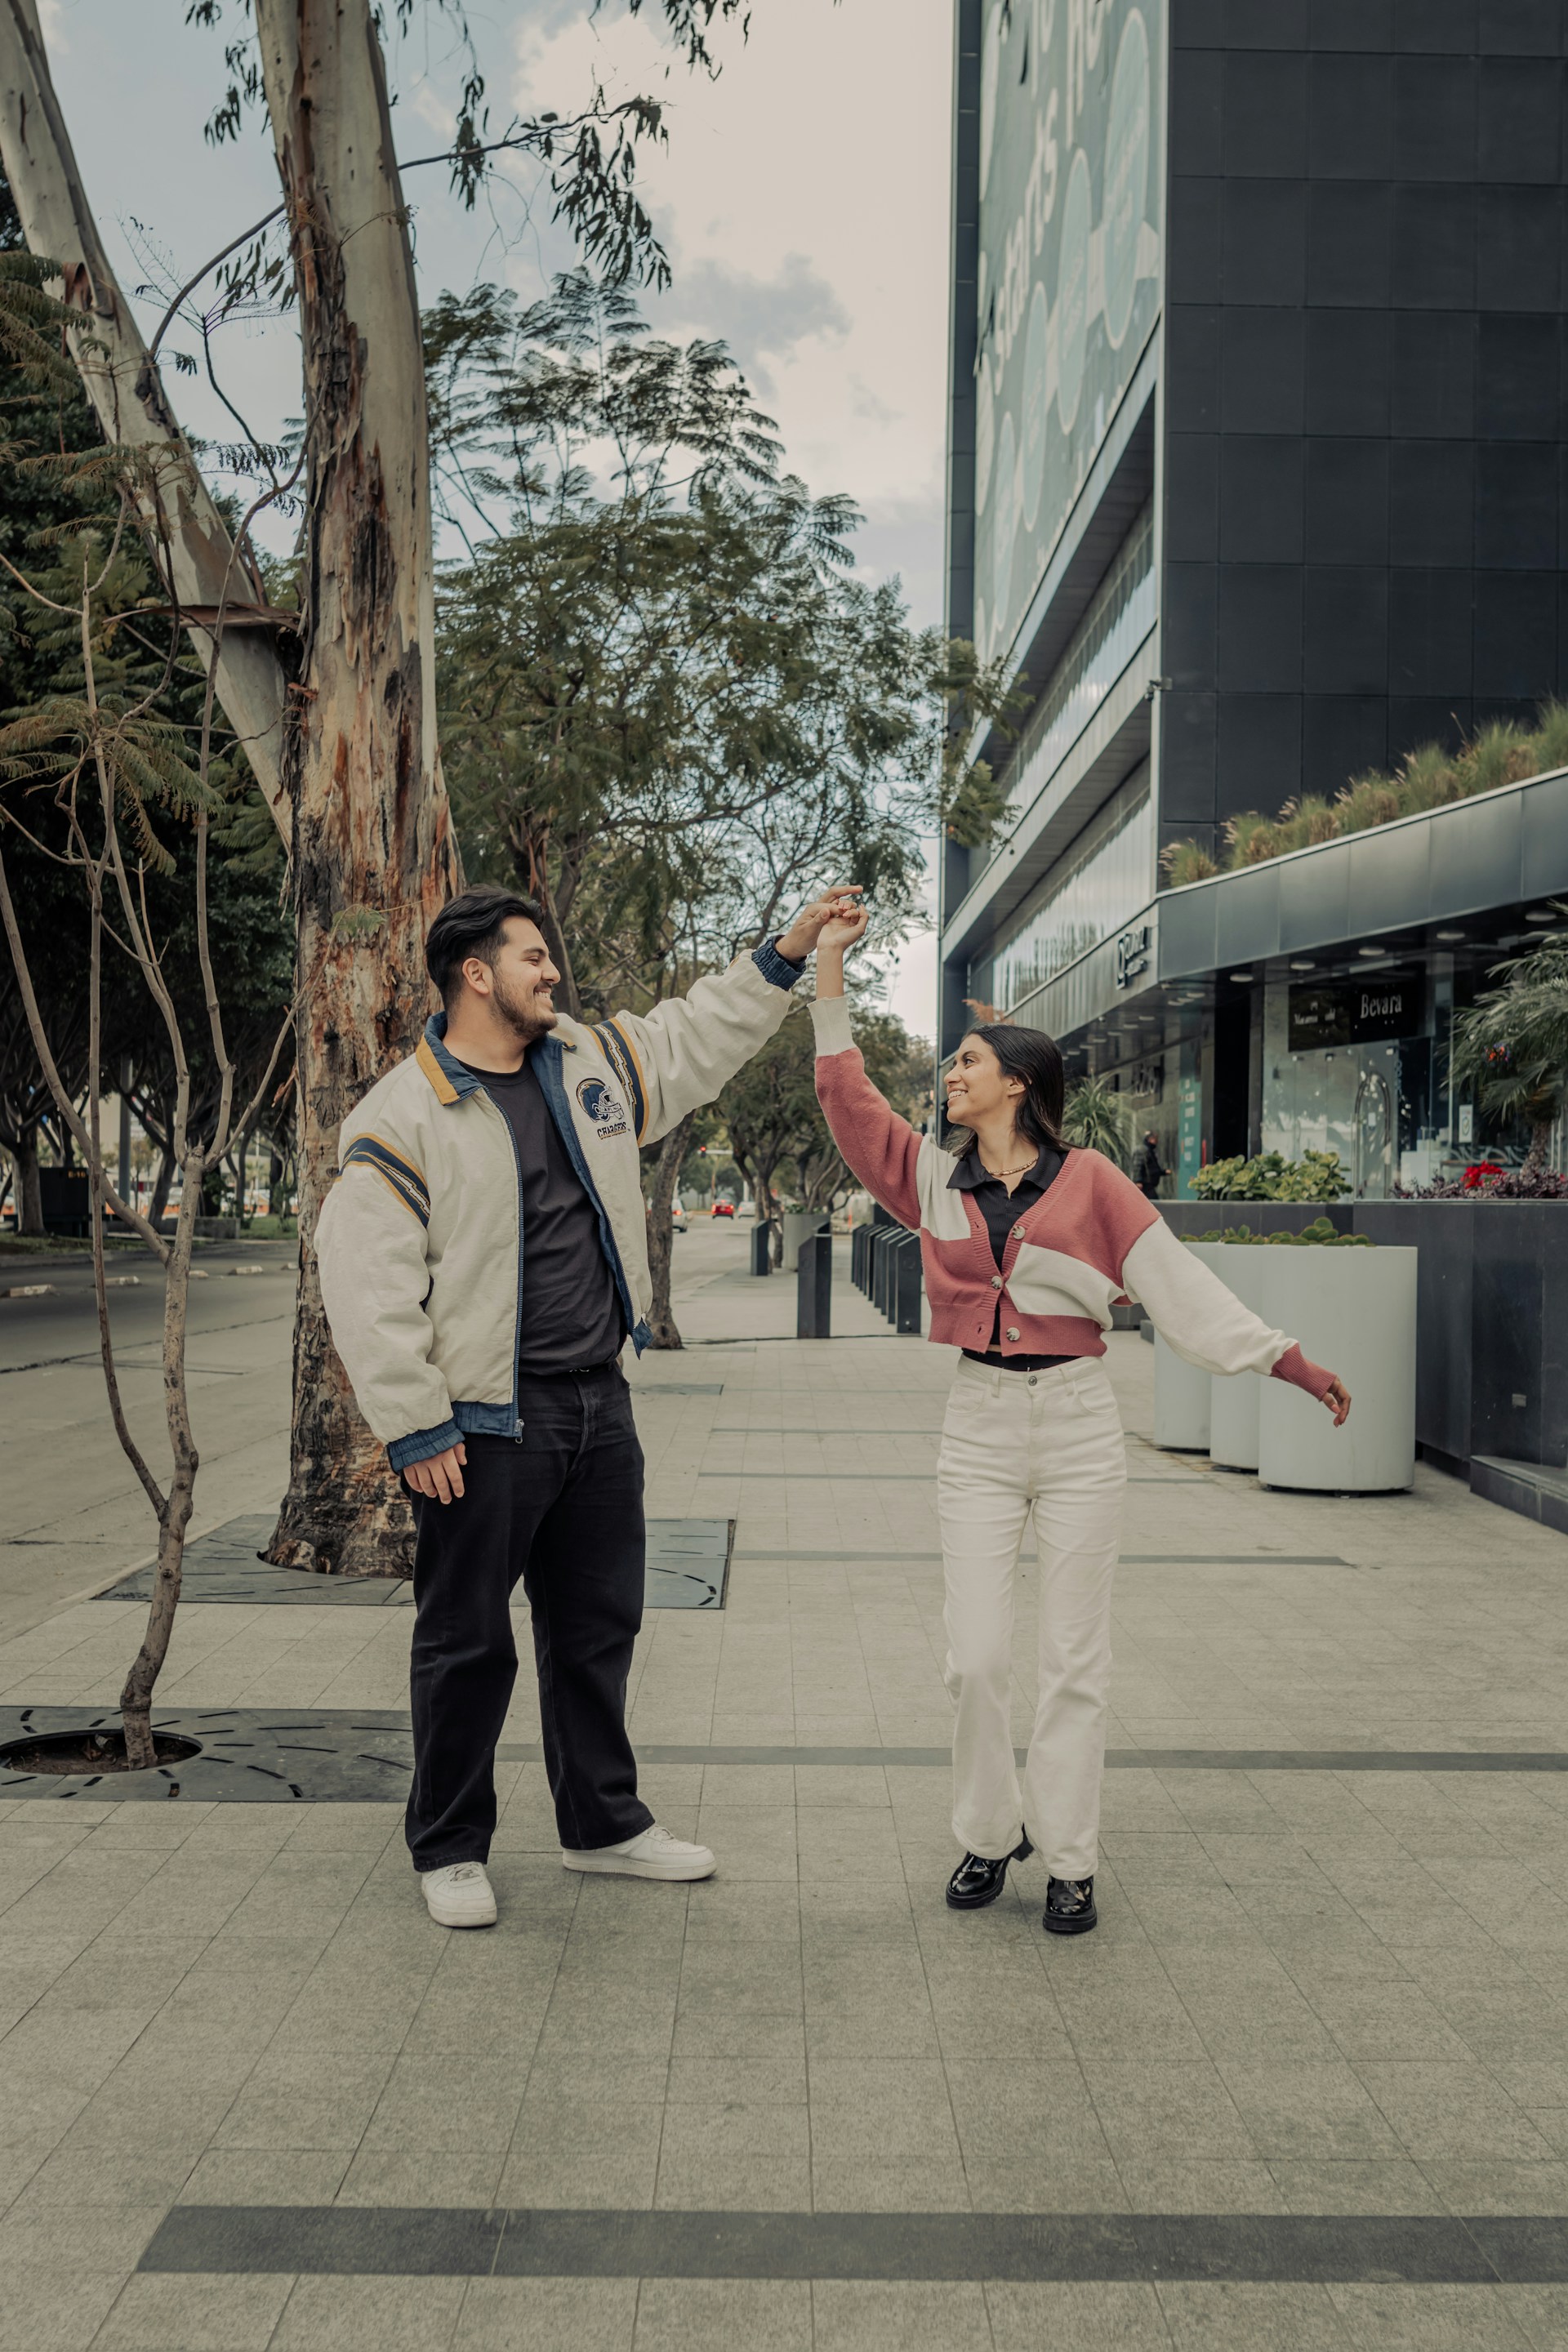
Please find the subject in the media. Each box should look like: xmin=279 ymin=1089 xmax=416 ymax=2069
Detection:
xmin=0 ymin=0 xmax=288 ymax=820
xmin=255 ymin=0 xmax=459 ymax=1577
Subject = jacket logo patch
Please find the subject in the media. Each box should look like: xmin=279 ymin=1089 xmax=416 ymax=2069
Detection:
xmin=576 ymin=1075 xmax=629 ymax=1139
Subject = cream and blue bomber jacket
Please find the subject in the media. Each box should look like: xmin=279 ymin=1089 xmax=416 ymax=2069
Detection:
xmin=315 ymin=941 xmax=801 ymax=1472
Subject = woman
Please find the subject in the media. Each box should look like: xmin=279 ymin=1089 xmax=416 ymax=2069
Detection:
xmin=811 ymin=902 xmax=1351 ymax=1937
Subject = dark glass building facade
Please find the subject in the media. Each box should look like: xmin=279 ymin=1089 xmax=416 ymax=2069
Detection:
xmin=942 ymin=0 xmax=1568 ymax=1195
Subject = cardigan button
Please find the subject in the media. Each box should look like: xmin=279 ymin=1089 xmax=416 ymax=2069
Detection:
xmin=1011 ymin=1223 xmax=1026 ymax=1240
xmin=990 ymin=1274 xmax=1004 ymax=1290
xmin=1005 ymin=1326 xmax=1021 ymax=1342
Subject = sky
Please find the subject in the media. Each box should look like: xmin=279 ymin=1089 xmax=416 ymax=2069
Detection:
xmin=36 ymin=0 xmax=953 ymax=1040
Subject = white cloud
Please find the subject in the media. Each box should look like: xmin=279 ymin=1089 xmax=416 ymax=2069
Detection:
xmin=509 ymin=0 xmax=951 ymax=577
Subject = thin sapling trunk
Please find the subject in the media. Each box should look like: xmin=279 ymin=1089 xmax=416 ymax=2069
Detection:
xmin=644 ymin=1108 xmax=694 ymax=1349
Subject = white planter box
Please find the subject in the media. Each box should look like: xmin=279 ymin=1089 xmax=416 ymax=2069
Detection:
xmin=1258 ymin=1245 xmax=1416 ymax=1493
xmin=1152 ymin=1242 xmax=1226 ymax=1450
xmin=781 ymin=1210 xmax=829 ymax=1272
xmin=1208 ymin=1244 xmax=1272 ymax=1472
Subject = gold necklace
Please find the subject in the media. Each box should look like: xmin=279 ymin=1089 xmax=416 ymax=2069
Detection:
xmin=980 ymin=1153 xmax=1036 ymax=1178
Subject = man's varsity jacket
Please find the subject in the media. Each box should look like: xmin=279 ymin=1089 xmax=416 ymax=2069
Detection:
xmin=812 ymin=996 xmax=1336 ymax=1399
xmin=316 ymin=943 xmax=800 ymax=1471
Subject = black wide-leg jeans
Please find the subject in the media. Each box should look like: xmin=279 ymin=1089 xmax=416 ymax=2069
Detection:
xmin=404 ymin=1365 xmax=654 ymax=1870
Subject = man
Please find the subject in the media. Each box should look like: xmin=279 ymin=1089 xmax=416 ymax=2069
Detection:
xmin=317 ymin=883 xmax=853 ymax=1926
xmin=1131 ymin=1129 xmax=1165 ymax=1200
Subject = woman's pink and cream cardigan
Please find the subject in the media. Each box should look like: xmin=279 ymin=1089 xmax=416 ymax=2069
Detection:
xmin=811 ymin=997 xmax=1335 ymax=1400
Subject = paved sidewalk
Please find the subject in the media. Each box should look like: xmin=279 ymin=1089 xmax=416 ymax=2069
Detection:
xmin=6 ymin=1224 xmax=1568 ymax=2346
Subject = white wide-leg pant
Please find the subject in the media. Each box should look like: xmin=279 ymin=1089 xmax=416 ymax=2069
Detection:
xmin=936 ymin=1355 xmax=1126 ymax=1878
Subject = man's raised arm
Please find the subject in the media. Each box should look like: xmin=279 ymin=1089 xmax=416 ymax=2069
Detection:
xmin=587 ymin=888 xmax=863 ymax=1143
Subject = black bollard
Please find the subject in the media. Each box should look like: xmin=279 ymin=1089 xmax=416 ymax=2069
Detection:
xmin=796 ymin=1229 xmax=832 ymax=1338
xmin=893 ymin=1231 xmax=924 ymax=1334
xmin=750 ymin=1218 xmax=775 ymax=1276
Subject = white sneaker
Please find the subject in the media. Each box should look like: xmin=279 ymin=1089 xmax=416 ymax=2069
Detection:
xmin=560 ymin=1824 xmax=717 ymax=1882
xmin=420 ymin=1860 xmax=497 ymax=1927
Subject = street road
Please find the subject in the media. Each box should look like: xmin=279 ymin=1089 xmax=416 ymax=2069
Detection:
xmin=0 ymin=1241 xmax=295 ymax=1637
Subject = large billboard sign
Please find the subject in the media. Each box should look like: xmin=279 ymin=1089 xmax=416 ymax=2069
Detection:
xmin=973 ymin=0 xmax=1163 ymax=666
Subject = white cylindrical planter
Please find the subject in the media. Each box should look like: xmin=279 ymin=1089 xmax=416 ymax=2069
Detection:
xmin=1152 ymin=1243 xmax=1227 ymax=1450
xmin=1209 ymin=1244 xmax=1272 ymax=1471
xmin=782 ymin=1210 xmax=829 ymax=1272
xmin=1258 ymin=1245 xmax=1416 ymax=1492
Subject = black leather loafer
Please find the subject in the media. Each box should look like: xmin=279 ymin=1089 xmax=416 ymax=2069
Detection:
xmin=1043 ymin=1875 xmax=1097 ymax=1935
xmin=946 ymin=1838 xmax=1032 ymax=1910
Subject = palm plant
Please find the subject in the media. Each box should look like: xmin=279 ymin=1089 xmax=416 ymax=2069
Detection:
xmin=1450 ymin=913 xmax=1568 ymax=1178
xmin=1062 ymin=1072 xmax=1131 ymax=1167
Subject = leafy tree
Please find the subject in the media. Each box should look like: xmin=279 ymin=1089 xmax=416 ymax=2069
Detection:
xmin=1450 ymin=916 xmax=1568 ymax=1178
xmin=434 ymin=272 xmax=969 ymax=1020
xmin=0 ymin=0 xmax=769 ymax=1575
xmin=718 ymin=1000 xmax=931 ymax=1241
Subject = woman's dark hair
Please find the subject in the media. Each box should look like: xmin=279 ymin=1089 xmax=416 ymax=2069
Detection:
xmin=946 ymin=1022 xmax=1067 ymax=1156
xmin=425 ymin=885 xmax=544 ymax=1007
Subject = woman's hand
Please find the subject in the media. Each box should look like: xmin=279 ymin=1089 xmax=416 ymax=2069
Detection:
xmin=774 ymin=886 xmax=865 ymax=963
xmin=1321 ymin=1377 xmax=1352 ymax=1428
xmin=817 ymin=898 xmax=870 ymax=953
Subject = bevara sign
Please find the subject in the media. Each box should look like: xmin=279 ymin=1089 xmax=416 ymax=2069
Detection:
xmin=1288 ymin=969 xmax=1422 ymax=1052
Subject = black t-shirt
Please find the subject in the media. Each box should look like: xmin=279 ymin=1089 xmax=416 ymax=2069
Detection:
xmin=464 ymin=1052 xmax=626 ymax=1374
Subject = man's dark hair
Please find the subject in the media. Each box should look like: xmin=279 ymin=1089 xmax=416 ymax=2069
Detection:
xmin=425 ymin=885 xmax=544 ymax=1009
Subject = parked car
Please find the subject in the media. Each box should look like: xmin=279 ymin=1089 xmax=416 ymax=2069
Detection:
xmin=711 ymin=1199 xmax=736 ymax=1218
xmin=670 ymin=1200 xmax=687 ymax=1234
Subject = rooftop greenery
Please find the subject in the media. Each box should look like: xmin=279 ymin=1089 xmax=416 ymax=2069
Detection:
xmin=1161 ymin=702 xmax=1568 ymax=888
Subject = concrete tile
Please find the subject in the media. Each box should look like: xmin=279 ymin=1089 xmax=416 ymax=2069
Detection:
xmin=811 ymin=2280 xmax=991 ymax=2350
xmin=1326 ymin=2283 xmax=1534 ymax=2349
xmin=335 ymin=2149 xmax=505 ymax=2207
xmin=987 ymin=2281 xmax=1174 ymax=2349
xmin=1215 ymin=2060 xmax=1405 ymax=2159
xmin=1356 ymin=2063 xmax=1556 ymax=2161
xmin=1076 ymin=2059 xmax=1254 ymax=2163
xmin=1268 ymin=2158 xmax=1448 ymax=2215
xmin=92 ymin=2272 xmax=295 ymax=2352
xmin=631 ymin=2279 xmax=811 ymax=2350
xmin=452 ymin=2278 xmax=638 ymax=2351
xmin=1157 ymin=2282 xmax=1353 ymax=2348
xmin=0 ymin=2261 xmax=129 ymax=2352
xmin=497 ymin=2104 xmax=662 ymax=2211
xmin=176 ymin=2149 xmax=352 ymax=2206
xmin=270 ymin=2274 xmax=467 ymax=2350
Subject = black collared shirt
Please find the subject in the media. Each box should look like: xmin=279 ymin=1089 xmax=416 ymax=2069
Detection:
xmin=948 ymin=1140 xmax=1071 ymax=1370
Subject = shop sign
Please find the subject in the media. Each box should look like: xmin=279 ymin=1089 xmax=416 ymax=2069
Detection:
xmin=1115 ymin=921 xmax=1152 ymax=988
xmin=1288 ymin=969 xmax=1421 ymax=1052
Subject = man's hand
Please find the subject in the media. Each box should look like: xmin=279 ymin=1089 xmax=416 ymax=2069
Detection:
xmin=774 ymin=885 xmax=864 ymax=964
xmin=403 ymin=1441 xmax=467 ymax=1503
xmin=1321 ymin=1377 xmax=1352 ymax=1428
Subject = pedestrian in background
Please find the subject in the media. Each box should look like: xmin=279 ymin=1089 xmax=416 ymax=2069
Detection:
xmin=810 ymin=900 xmax=1351 ymax=1937
xmin=1131 ymin=1129 xmax=1165 ymax=1199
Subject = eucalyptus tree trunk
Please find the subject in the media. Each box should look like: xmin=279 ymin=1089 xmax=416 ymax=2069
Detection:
xmin=0 ymin=0 xmax=287 ymax=817
xmin=254 ymin=0 xmax=459 ymax=1577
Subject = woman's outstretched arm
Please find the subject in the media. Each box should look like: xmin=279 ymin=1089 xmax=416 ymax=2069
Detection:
xmin=811 ymin=911 xmax=924 ymax=1232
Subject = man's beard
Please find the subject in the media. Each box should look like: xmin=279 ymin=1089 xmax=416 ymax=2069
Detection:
xmin=492 ymin=969 xmax=559 ymax=1044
